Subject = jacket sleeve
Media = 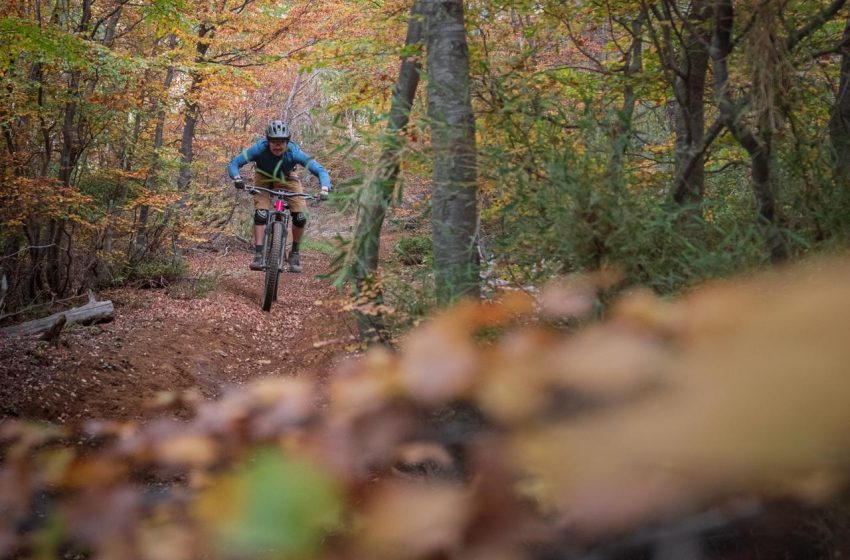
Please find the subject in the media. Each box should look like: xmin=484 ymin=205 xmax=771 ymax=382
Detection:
xmin=226 ymin=141 xmax=264 ymax=179
xmin=290 ymin=143 xmax=331 ymax=188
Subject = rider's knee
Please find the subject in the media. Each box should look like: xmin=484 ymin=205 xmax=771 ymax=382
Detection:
xmin=292 ymin=212 xmax=307 ymax=228
xmin=254 ymin=209 xmax=269 ymax=225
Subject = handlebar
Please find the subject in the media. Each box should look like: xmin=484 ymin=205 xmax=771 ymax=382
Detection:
xmin=246 ymin=185 xmax=316 ymax=199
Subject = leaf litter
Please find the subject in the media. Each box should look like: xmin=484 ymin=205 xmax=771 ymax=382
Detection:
xmin=2 ymin=250 xmax=850 ymax=558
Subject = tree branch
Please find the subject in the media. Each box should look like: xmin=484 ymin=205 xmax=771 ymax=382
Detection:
xmin=671 ymin=117 xmax=725 ymax=203
xmin=787 ymin=0 xmax=848 ymax=52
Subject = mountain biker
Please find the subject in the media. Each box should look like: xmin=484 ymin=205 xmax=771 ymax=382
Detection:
xmin=226 ymin=120 xmax=332 ymax=272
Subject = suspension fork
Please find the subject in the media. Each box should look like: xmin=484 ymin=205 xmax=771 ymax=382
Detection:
xmin=274 ymin=196 xmax=290 ymax=272
xmin=278 ymin=212 xmax=290 ymax=272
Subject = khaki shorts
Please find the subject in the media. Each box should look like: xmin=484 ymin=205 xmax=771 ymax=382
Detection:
xmin=253 ymin=172 xmax=306 ymax=213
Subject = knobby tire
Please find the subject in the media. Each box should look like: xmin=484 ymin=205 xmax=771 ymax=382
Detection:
xmin=262 ymin=220 xmax=284 ymax=312
xmin=273 ymin=216 xmax=288 ymax=302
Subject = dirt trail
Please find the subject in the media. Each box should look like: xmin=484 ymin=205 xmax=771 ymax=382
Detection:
xmin=0 ymin=228 xmax=359 ymax=424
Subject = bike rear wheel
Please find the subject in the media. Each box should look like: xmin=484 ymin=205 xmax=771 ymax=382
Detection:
xmin=262 ymin=220 xmax=284 ymax=311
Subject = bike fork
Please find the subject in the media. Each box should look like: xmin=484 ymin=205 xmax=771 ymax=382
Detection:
xmin=262 ymin=220 xmax=272 ymax=270
xmin=264 ymin=217 xmax=288 ymax=273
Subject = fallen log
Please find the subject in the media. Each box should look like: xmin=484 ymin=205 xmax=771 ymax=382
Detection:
xmin=1 ymin=293 xmax=114 ymax=338
xmin=39 ymin=313 xmax=67 ymax=346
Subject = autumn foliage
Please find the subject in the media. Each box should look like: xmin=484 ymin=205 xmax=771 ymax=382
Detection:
xmin=4 ymin=1 xmax=850 ymax=556
xmin=3 ymin=255 xmax=850 ymax=558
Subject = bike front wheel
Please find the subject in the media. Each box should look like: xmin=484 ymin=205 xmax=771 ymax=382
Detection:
xmin=262 ymin=220 xmax=284 ymax=312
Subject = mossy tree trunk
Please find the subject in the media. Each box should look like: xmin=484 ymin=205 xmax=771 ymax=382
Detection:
xmin=349 ymin=1 xmax=425 ymax=341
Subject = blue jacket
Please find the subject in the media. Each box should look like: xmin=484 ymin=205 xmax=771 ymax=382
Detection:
xmin=227 ymin=139 xmax=331 ymax=188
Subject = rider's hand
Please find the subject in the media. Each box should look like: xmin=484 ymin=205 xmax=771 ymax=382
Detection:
xmin=233 ymin=177 xmax=245 ymax=190
xmin=320 ymin=185 xmax=330 ymax=201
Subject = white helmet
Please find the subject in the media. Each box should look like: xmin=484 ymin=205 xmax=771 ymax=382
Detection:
xmin=265 ymin=120 xmax=290 ymax=141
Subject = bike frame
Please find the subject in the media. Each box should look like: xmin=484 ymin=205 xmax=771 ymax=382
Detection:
xmin=248 ymin=186 xmax=312 ymax=271
xmin=245 ymin=185 xmax=314 ymax=312
xmin=263 ymin=190 xmax=290 ymax=273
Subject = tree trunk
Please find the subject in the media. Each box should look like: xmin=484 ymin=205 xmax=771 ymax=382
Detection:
xmin=134 ymin=35 xmax=178 ymax=260
xmin=49 ymin=64 xmax=79 ymax=295
xmin=177 ymin=83 xmax=201 ymax=195
xmin=425 ymin=0 xmax=480 ymax=305
xmin=670 ymin=0 xmax=711 ymax=208
xmin=283 ymin=68 xmax=302 ymax=122
xmin=173 ymin=26 xmax=213 ymax=258
xmin=58 ymin=72 xmax=81 ymax=188
xmin=829 ymin=15 xmax=850 ymax=181
xmin=607 ymin=15 xmax=644 ymax=188
xmin=711 ymin=0 xmax=846 ymax=261
xmin=177 ymin=25 xmax=213 ymax=194
xmin=48 ymin=0 xmax=95 ymax=296
xmin=348 ymin=0 xmax=425 ymax=340
xmin=99 ymin=5 xmax=122 ymax=46
xmin=102 ymin=108 xmax=142 ymax=258
xmin=711 ymin=0 xmax=788 ymax=263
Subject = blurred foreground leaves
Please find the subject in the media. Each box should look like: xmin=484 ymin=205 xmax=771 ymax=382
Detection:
xmin=196 ymin=449 xmax=340 ymax=558
xmin=3 ymin=255 xmax=850 ymax=558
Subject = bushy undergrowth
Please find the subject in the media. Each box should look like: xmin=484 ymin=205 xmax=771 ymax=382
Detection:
xmin=479 ymin=131 xmax=850 ymax=297
xmin=120 ymin=256 xmax=188 ymax=288
xmin=302 ymin=237 xmax=337 ymax=256
xmin=394 ymin=234 xmax=432 ymax=265
xmin=381 ymin=261 xmax=436 ymax=333
xmin=168 ymin=272 xmax=220 ymax=300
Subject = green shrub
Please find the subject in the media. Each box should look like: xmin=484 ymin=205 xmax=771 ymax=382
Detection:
xmin=168 ymin=272 xmax=219 ymax=300
xmin=124 ymin=257 xmax=188 ymax=288
xmin=394 ymin=235 xmax=432 ymax=265
xmin=480 ymin=135 xmax=772 ymax=298
xmin=302 ymin=238 xmax=337 ymax=256
xmin=382 ymin=267 xmax=436 ymax=333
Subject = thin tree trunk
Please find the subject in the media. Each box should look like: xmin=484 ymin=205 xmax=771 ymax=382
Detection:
xmin=103 ymin=108 xmax=143 ymax=258
xmin=58 ymin=72 xmax=80 ymax=188
xmin=99 ymin=5 xmax=122 ymax=47
xmin=172 ymin=77 xmax=200 ymax=259
xmin=348 ymin=1 xmax=425 ymax=340
xmin=830 ymin=16 xmax=850 ymax=181
xmin=173 ymin=25 xmax=213 ymax=258
xmin=177 ymin=82 xmax=202 ymax=195
xmin=135 ymin=36 xmax=177 ymax=260
xmin=49 ymin=66 xmax=80 ymax=296
xmin=425 ymin=0 xmax=480 ymax=304
xmin=670 ymin=0 xmax=711 ymax=207
xmin=711 ymin=0 xmax=788 ymax=263
xmin=47 ymin=0 xmax=95 ymax=296
xmin=176 ymin=24 xmax=213 ymax=194
xmin=608 ymin=14 xmax=644 ymax=187
xmin=282 ymin=68 xmax=302 ymax=122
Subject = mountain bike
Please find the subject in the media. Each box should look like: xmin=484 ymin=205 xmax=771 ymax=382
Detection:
xmin=246 ymin=185 xmax=315 ymax=312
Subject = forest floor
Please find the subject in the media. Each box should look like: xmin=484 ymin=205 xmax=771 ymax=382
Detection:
xmin=0 ymin=197 xmax=413 ymax=425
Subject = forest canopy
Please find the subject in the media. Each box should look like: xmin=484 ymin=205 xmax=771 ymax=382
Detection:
xmin=2 ymin=0 xmax=849 ymax=314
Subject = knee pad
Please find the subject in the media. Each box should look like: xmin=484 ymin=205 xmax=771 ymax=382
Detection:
xmin=254 ymin=209 xmax=269 ymax=225
xmin=291 ymin=212 xmax=307 ymax=228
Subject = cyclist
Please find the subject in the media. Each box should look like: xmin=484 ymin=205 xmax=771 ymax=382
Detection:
xmin=227 ymin=120 xmax=332 ymax=272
